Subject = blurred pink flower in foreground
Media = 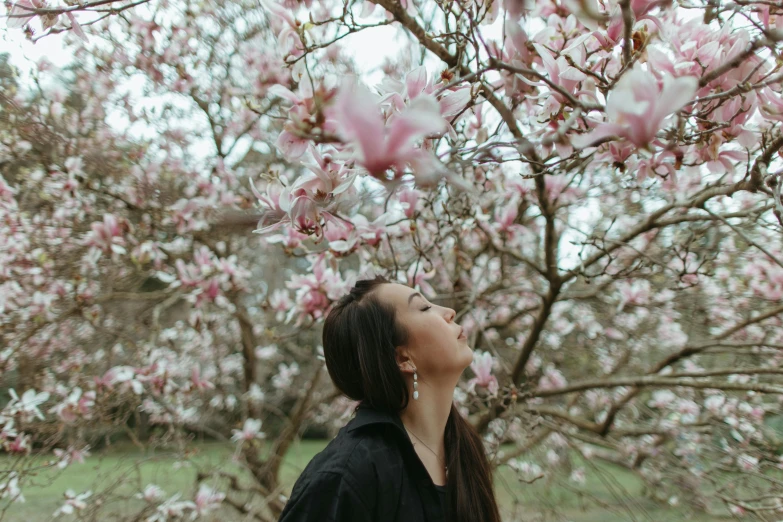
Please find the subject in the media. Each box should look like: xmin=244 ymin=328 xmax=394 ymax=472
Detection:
xmin=6 ymin=1 xmax=41 ymax=28
xmin=467 ymin=351 xmax=499 ymax=397
xmin=573 ymin=67 xmax=697 ymax=150
xmin=332 ymin=79 xmax=447 ymax=184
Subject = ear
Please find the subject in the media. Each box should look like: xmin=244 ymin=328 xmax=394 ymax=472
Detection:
xmin=395 ymin=346 xmax=416 ymax=374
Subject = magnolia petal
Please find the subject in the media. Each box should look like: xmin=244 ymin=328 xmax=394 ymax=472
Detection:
xmin=253 ymin=218 xmax=286 ymax=236
xmin=532 ymin=43 xmax=558 ymax=79
xmin=562 ymin=32 xmax=595 ymax=53
xmin=65 ymin=12 xmax=88 ymax=41
xmin=405 ymin=66 xmax=428 ymax=99
xmin=267 ymin=85 xmax=300 ymax=104
xmin=333 ymin=80 xmax=387 ymax=165
xmin=570 ymin=123 xmax=625 ymax=149
xmin=706 ymin=160 xmax=726 ymax=175
xmin=386 ymin=95 xmax=447 ymax=157
xmin=653 ymin=75 xmax=698 ymax=124
xmin=736 ymin=129 xmax=758 ymax=149
xmin=439 ymin=87 xmax=472 ymax=118
xmin=275 ymin=130 xmax=308 ymax=159
xmin=559 ymin=66 xmax=587 ymax=82
xmin=504 ymin=20 xmax=529 ymax=56
xmin=6 ymin=2 xmax=35 ymax=29
xmin=332 ymin=170 xmax=359 ymax=195
xmin=646 ymin=46 xmax=676 ymax=76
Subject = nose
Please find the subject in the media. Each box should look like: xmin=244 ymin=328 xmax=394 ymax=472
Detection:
xmin=444 ymin=307 xmax=456 ymax=322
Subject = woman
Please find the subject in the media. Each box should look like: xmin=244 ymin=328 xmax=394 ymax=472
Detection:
xmin=278 ymin=275 xmax=502 ymax=522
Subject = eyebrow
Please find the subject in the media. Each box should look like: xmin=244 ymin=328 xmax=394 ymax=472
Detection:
xmin=407 ymin=292 xmax=423 ymax=306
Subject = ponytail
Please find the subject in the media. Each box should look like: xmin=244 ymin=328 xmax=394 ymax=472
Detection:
xmin=444 ymin=403 xmax=502 ymax=522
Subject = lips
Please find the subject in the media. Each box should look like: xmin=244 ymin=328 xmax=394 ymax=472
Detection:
xmin=458 ymin=326 xmax=466 ymax=339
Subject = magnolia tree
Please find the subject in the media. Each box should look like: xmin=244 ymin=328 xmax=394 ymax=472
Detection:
xmin=3 ymin=0 xmax=783 ymax=520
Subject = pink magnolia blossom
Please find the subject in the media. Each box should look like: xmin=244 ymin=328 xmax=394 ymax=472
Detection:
xmin=537 ymin=366 xmax=568 ymax=391
xmin=532 ymin=42 xmax=588 ymax=115
xmin=0 ymin=473 xmax=23 ymax=503
xmin=101 ymin=366 xmax=144 ymax=394
xmin=268 ymin=78 xmax=339 ymax=159
xmin=52 ymin=445 xmax=91 ymax=469
xmin=352 ymin=213 xmax=391 ymax=248
xmin=698 ymin=134 xmax=747 ymax=179
xmin=135 ymin=484 xmax=165 ymax=503
xmin=289 ymin=195 xmax=321 ymax=235
xmin=298 ymin=146 xmax=359 ymax=197
xmin=53 ymin=489 xmax=92 ymax=517
xmin=0 ymin=419 xmax=18 ymax=444
xmin=323 ymin=214 xmax=358 ymax=255
xmin=230 ymin=418 xmax=266 ymax=443
xmin=272 ymin=362 xmax=301 ymax=389
xmin=174 ymin=258 xmax=203 ymax=288
xmin=759 ymin=87 xmax=783 ymax=122
xmin=268 ymin=289 xmax=294 ymax=322
xmin=166 ymin=198 xmax=210 ymax=234
xmin=736 ymin=453 xmax=759 ymax=472
xmin=48 ymin=387 xmax=95 ymax=423
xmin=260 ymin=0 xmax=304 ymax=56
xmin=634 ymin=149 xmax=681 ymax=187
xmin=332 ymin=79 xmax=447 ymax=184
xmin=252 ymin=167 xmax=353 ymax=239
xmin=64 ymin=12 xmax=87 ymax=41
xmin=465 ymin=105 xmax=488 ymax=144
xmin=406 ymin=264 xmax=436 ymax=297
xmin=6 ymin=388 xmax=49 ymax=422
xmin=648 ymin=389 xmax=677 ymax=408
xmin=149 ymin=494 xmax=197 ymax=521
xmin=374 ymin=66 xmax=470 ymax=126
xmin=252 ymin=178 xmax=293 ymax=234
xmin=7 ymin=434 xmax=30 ymax=454
xmin=467 ymin=351 xmax=499 ymax=397
xmin=255 ymin=345 xmax=279 ymax=360
xmin=131 ymin=241 xmax=168 ymax=268
xmin=377 ymin=66 xmax=431 ymax=110
xmin=0 ymin=174 xmax=16 ymax=203
xmin=597 ymin=0 xmax=669 ymax=46
xmin=190 ymin=366 xmax=215 ymax=392
xmin=193 ymin=484 xmax=225 ymax=517
xmin=269 ymin=85 xmax=315 ymax=159
xmin=84 ymin=214 xmax=127 ymax=255
xmin=323 ymin=214 xmax=353 ymax=244
xmin=397 ymin=187 xmax=421 ymax=219
xmin=616 ymin=279 xmax=652 ymax=311
xmin=6 ymin=0 xmax=43 ymax=29
xmin=573 ymin=67 xmax=697 ymax=150
xmin=265 ymin=227 xmax=310 ymax=251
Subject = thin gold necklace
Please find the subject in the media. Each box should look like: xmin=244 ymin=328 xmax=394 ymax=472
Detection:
xmin=404 ymin=426 xmax=448 ymax=477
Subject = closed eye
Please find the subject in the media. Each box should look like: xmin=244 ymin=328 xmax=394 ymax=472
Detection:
xmin=420 ymin=305 xmax=432 ymax=312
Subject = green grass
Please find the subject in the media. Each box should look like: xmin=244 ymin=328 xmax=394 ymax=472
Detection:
xmin=0 ymin=440 xmax=736 ymax=522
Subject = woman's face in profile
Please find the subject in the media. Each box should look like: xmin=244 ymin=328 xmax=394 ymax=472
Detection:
xmin=375 ymin=283 xmax=474 ymax=376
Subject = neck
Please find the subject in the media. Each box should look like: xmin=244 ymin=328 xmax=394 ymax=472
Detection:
xmin=398 ymin=376 xmax=456 ymax=456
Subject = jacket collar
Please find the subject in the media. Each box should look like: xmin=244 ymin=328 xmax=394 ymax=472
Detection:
xmin=347 ymin=401 xmax=408 ymax=438
xmin=348 ymin=401 xmax=446 ymax=519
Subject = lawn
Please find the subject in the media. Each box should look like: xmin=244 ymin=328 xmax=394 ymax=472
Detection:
xmin=0 ymin=440 xmax=737 ymax=522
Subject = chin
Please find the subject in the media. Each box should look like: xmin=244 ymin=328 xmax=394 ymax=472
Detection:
xmin=459 ymin=345 xmax=474 ymax=367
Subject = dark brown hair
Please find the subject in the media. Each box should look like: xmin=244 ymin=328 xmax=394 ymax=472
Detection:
xmin=322 ymin=275 xmax=502 ymax=522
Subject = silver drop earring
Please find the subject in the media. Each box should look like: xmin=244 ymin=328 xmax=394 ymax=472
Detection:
xmin=413 ymin=370 xmax=419 ymax=400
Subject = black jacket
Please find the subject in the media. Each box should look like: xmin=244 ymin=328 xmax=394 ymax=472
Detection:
xmin=278 ymin=401 xmax=449 ymax=522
